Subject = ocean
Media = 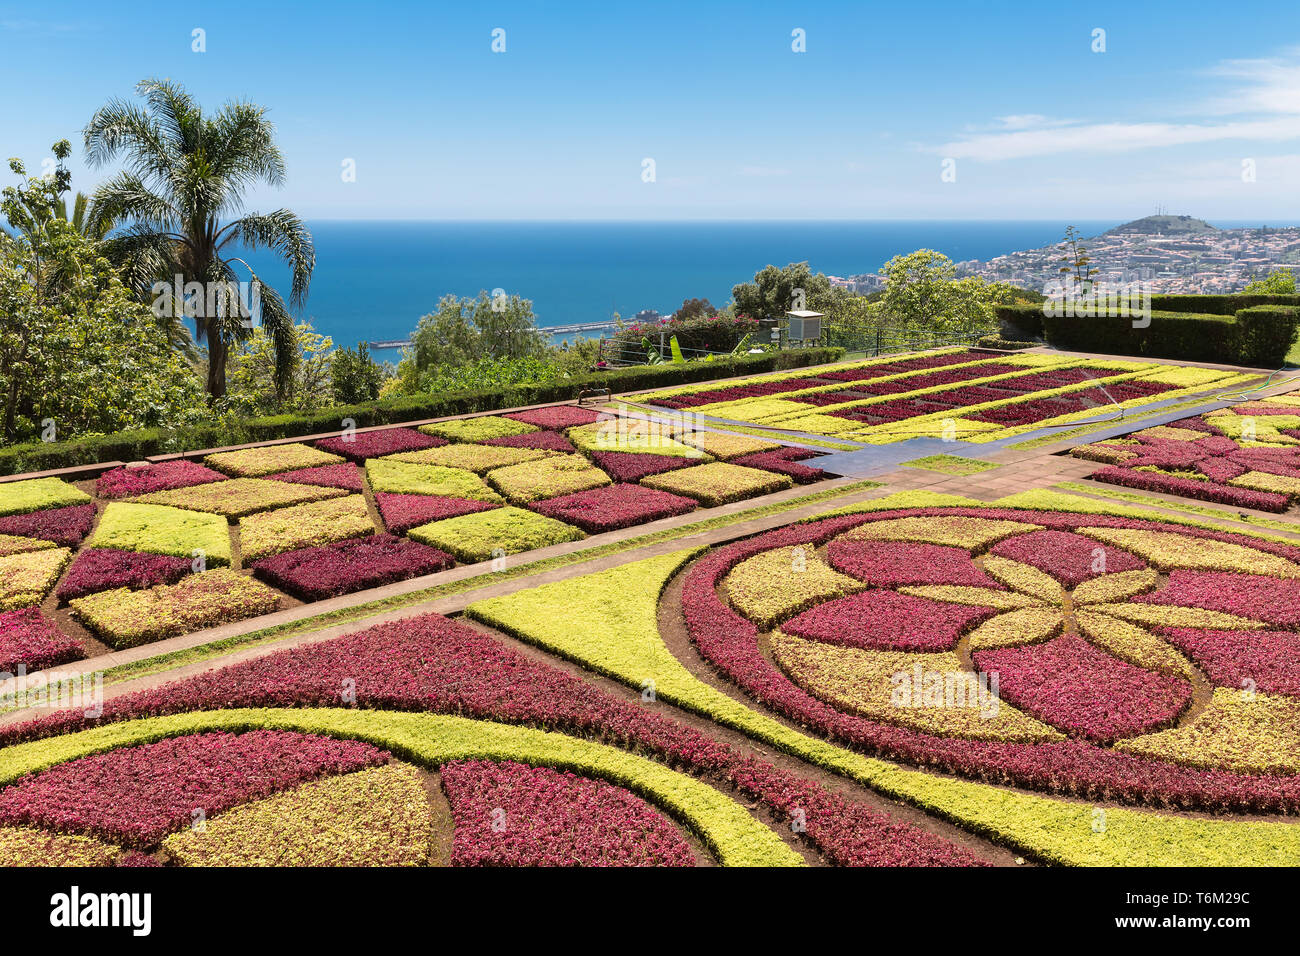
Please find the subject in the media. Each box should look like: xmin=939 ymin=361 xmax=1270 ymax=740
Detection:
xmin=234 ymin=219 xmax=1254 ymax=359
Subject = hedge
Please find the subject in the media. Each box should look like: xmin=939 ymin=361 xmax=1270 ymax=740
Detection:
xmin=994 ymin=300 xmax=1299 ymax=367
xmin=0 ymin=348 xmax=843 ymax=477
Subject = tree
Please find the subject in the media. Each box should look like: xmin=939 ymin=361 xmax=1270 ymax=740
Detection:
xmin=404 ymin=291 xmax=546 ymax=375
xmin=83 ymin=78 xmax=314 ymax=401
xmin=1242 ymin=270 xmax=1297 ymax=295
xmin=732 ymin=262 xmax=834 ymax=320
xmin=331 ymin=342 xmax=385 ymax=405
xmin=673 ymin=297 xmax=715 ymax=320
xmin=1057 ymin=226 xmax=1098 ymax=289
xmin=225 ymin=321 xmax=333 ymax=415
xmin=0 ymin=146 xmax=204 ymax=443
xmin=874 ymin=250 xmax=1037 ymax=334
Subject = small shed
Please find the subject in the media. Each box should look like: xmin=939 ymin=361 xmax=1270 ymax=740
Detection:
xmin=785 ymin=310 xmax=824 ymax=344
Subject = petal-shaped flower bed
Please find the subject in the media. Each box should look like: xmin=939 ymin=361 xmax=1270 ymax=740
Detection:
xmin=1157 ymin=627 xmax=1300 ymax=697
xmin=987 ymin=529 xmax=1146 ymax=588
xmin=828 ymin=539 xmax=1003 ymax=588
xmin=528 ymin=484 xmax=697 ymax=534
xmin=1135 ymin=570 xmax=1300 ymax=627
xmin=264 ymin=462 xmax=365 ymax=491
xmin=314 ymin=427 xmax=445 ymax=462
xmin=783 ymin=589 xmax=996 ymax=652
xmin=205 ymin=443 xmax=344 ymax=478
xmin=441 ymin=760 xmax=696 ymax=866
xmin=251 ymin=533 xmax=454 ymax=601
xmin=0 ymin=730 xmax=385 ymax=848
xmin=0 ymin=503 xmax=96 ymax=547
xmin=95 ymin=461 xmax=226 ymax=499
xmin=0 ymin=609 xmax=84 ymax=673
xmin=374 ymin=492 xmax=500 ymax=534
xmin=56 ymin=548 xmax=192 ymax=603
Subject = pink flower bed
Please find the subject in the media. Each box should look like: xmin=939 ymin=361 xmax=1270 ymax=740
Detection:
xmin=988 ymin=529 xmax=1146 ymax=588
xmin=828 ymin=539 xmax=1003 ymax=588
xmin=374 ymin=492 xmax=499 ymax=533
xmin=483 ymin=429 xmax=577 ymax=452
xmin=0 ymin=504 xmax=96 ymax=547
xmin=0 ymin=730 xmax=386 ymax=848
xmin=732 ymin=447 xmax=829 ymax=483
xmin=264 ymin=462 xmax=365 ymax=491
xmin=503 ymin=405 xmax=604 ymax=429
xmin=677 ymin=505 xmax=1300 ymax=812
xmin=250 ymin=533 xmax=455 ymax=600
xmin=1 ymin=614 xmax=983 ymax=866
xmin=1087 ymin=466 xmax=1288 ymax=512
xmin=56 ymin=548 xmax=192 ymax=603
xmin=791 ymin=362 xmax=1025 ymax=404
xmin=816 ymin=350 xmax=988 ymax=383
xmin=528 ymin=484 xmax=697 ymax=533
xmin=783 ymin=589 xmax=995 ymax=652
xmin=314 ymin=427 xmax=444 ymax=462
xmin=650 ymin=377 xmax=837 ymax=409
xmin=589 ymin=451 xmax=699 ymax=482
xmin=973 ymin=633 xmax=1192 ymax=743
xmin=1136 ymin=570 xmax=1300 ymax=627
xmin=441 ymin=760 xmax=696 ymax=866
xmin=1156 ymin=627 xmax=1300 ymax=698
xmin=95 ymin=461 xmax=226 ymax=499
xmin=0 ymin=608 xmax=84 ymax=672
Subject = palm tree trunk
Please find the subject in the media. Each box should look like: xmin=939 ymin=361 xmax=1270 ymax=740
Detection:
xmin=205 ymin=321 xmax=228 ymax=400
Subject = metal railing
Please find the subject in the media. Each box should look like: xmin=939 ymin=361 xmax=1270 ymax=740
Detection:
xmin=823 ymin=326 xmax=994 ymax=355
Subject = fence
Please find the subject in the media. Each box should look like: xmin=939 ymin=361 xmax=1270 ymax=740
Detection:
xmin=823 ymin=326 xmax=994 ymax=355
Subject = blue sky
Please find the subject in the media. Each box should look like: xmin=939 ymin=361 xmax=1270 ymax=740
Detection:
xmin=3 ymin=0 xmax=1299 ymax=220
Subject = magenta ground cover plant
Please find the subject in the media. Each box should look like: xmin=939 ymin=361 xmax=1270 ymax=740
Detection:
xmin=1087 ymin=466 xmax=1287 ymax=511
xmin=988 ymin=530 xmax=1146 ymax=589
xmin=251 ymin=533 xmax=455 ymax=601
xmin=528 ymin=483 xmax=697 ymax=533
xmin=95 ymin=461 xmax=227 ymax=499
xmin=782 ymin=590 xmax=996 ymax=652
xmin=815 ymin=350 xmax=988 ymax=383
xmin=0 ymin=608 xmax=84 ymax=673
xmin=503 ymin=405 xmax=604 ymax=429
xmin=1 ymin=615 xmax=982 ymax=866
xmin=1136 ymin=570 xmax=1300 ymax=627
xmin=732 ymin=447 xmax=829 ymax=483
xmin=374 ymin=492 xmax=500 ymax=534
xmin=789 ymin=362 xmax=1025 ymax=404
xmin=0 ymin=504 xmax=96 ymax=548
xmin=1156 ymin=626 xmax=1300 ymax=697
xmin=56 ymin=548 xmax=192 ymax=603
xmin=973 ymin=633 xmax=1192 ymax=743
xmin=441 ymin=759 xmax=696 ymax=866
xmin=827 ymin=539 xmax=1003 ymax=588
xmin=314 ymin=427 xmax=445 ymax=462
xmin=264 ymin=462 xmax=365 ymax=491
xmin=589 ymin=450 xmax=699 ymax=482
xmin=0 ymin=730 xmax=386 ymax=849
xmin=483 ymin=429 xmax=577 ymax=452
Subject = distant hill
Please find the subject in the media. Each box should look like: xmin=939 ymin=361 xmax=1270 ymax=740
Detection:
xmin=1103 ymin=215 xmax=1218 ymax=237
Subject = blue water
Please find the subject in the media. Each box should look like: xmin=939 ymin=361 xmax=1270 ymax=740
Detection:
xmin=235 ymin=220 xmax=1279 ymax=357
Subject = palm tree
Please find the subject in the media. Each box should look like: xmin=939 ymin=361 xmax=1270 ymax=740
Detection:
xmin=83 ymin=78 xmax=314 ymax=401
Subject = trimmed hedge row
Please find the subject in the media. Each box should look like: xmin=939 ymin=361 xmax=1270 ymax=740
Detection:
xmin=994 ymin=300 xmax=1299 ymax=367
xmin=0 ymin=348 xmax=843 ymax=477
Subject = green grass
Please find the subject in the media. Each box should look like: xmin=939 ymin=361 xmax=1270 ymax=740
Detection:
xmin=901 ymin=454 xmax=1000 ymax=476
xmin=86 ymin=501 xmax=231 ymax=565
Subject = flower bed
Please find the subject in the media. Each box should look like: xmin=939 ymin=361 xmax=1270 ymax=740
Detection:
xmin=374 ymin=492 xmax=500 ymax=534
xmin=238 ymin=495 xmax=375 ymax=562
xmin=503 ymin=405 xmax=603 ymax=429
xmin=589 ymin=451 xmax=701 ymax=482
xmin=204 ymin=443 xmax=344 ymax=478
xmin=0 ymin=534 xmax=54 ymax=557
xmin=0 ymin=549 xmax=71 ymax=610
xmin=69 ymin=569 xmax=281 ymax=648
xmin=420 ymin=416 xmax=538 ymax=442
xmin=441 ymin=760 xmax=696 ymax=866
xmin=567 ymin=423 xmax=705 ymax=458
xmin=96 ymin=461 xmax=227 ymax=499
xmin=314 ymin=427 xmax=445 ymax=462
xmin=482 ymin=429 xmax=577 ymax=452
xmin=731 ymin=447 xmax=829 ymax=483
xmin=782 ymin=589 xmax=996 ymax=652
xmin=641 ymin=462 xmax=793 ymax=507
xmin=528 ymin=484 xmax=697 ymax=534
xmin=365 ymin=459 xmax=503 ymax=502
xmin=56 ymin=548 xmax=192 ymax=603
xmin=0 ymin=609 xmax=84 ymax=672
xmin=134 ymin=477 xmax=347 ymax=519
xmin=264 ymin=462 xmax=365 ymax=491
xmin=0 ymin=503 xmax=96 ymax=547
xmin=0 ymin=478 xmax=92 ymax=517
xmin=487 ymin=453 xmax=612 ymax=503
xmin=251 ymin=533 xmax=454 ymax=601
xmin=385 ymin=443 xmax=551 ymax=474
xmin=86 ymin=502 xmax=231 ymax=565
xmin=407 ymin=506 xmax=584 ymax=561
xmin=674 ymin=430 xmax=781 ymax=460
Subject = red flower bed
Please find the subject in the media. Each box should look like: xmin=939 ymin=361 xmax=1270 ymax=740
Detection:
xmin=678 ymin=506 xmax=1300 ymax=812
xmin=314 ymin=427 xmax=444 ymax=462
xmin=0 ymin=614 xmax=983 ymax=866
xmin=988 ymin=529 xmax=1146 ymax=588
xmin=589 ymin=451 xmax=699 ymax=482
xmin=1087 ymin=466 xmax=1288 ymax=512
xmin=56 ymin=548 xmax=192 ymax=603
xmin=264 ymin=462 xmax=365 ymax=492
xmin=973 ymin=633 xmax=1192 ymax=743
xmin=441 ymin=760 xmax=697 ymax=866
xmin=250 ymin=533 xmax=455 ymax=600
xmin=95 ymin=461 xmax=226 ymax=499
xmin=732 ymin=446 xmax=829 ymax=483
xmin=528 ymin=484 xmax=696 ymax=533
xmin=0 ymin=730 xmax=386 ymax=848
xmin=483 ymin=429 xmax=577 ymax=452
xmin=783 ymin=589 xmax=995 ymax=652
xmin=793 ymin=363 xmax=1026 ymax=404
xmin=0 ymin=608 xmax=84 ymax=673
xmin=828 ymin=539 xmax=1003 ymax=588
xmin=1157 ymin=626 xmax=1300 ymax=697
xmin=503 ymin=405 xmax=604 ymax=430
xmin=1136 ymin=570 xmax=1300 ymax=627
xmin=650 ymin=377 xmax=838 ymax=409
xmin=816 ymin=350 xmax=988 ymax=383
xmin=374 ymin=492 xmax=499 ymax=534
xmin=0 ymin=504 xmax=96 ymax=547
